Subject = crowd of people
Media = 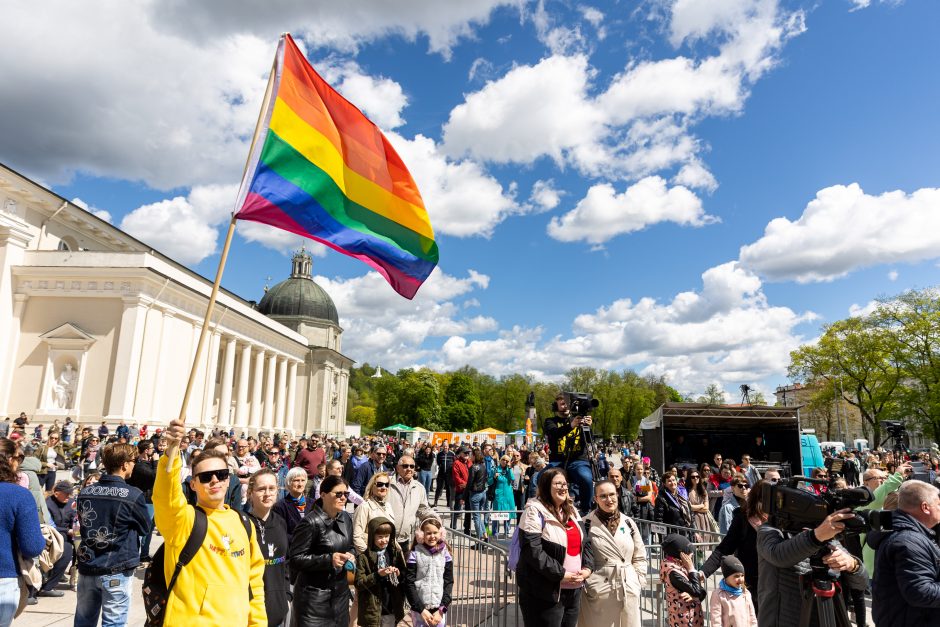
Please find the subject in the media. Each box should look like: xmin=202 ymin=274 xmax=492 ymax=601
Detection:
xmin=1 ymin=403 xmax=940 ymax=627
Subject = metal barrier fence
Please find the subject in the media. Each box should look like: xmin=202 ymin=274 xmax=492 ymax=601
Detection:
xmin=439 ymin=509 xmax=726 ymax=627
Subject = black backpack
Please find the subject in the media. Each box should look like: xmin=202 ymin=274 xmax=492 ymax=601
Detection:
xmin=142 ymin=506 xmax=253 ymax=626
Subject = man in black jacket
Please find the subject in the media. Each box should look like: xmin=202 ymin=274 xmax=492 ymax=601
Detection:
xmin=40 ymin=481 xmax=77 ymax=597
xmin=434 ymin=441 xmax=455 ymax=507
xmin=126 ymin=439 xmax=157 ymax=563
xmin=544 ymin=392 xmax=595 ymax=515
xmin=872 ymin=479 xmax=940 ymax=626
xmin=607 ymin=468 xmax=635 ymax=517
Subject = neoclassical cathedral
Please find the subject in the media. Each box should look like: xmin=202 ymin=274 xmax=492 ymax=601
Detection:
xmin=0 ymin=162 xmax=350 ymax=435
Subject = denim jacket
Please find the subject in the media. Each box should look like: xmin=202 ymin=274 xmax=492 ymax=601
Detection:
xmin=76 ymin=474 xmax=150 ymax=575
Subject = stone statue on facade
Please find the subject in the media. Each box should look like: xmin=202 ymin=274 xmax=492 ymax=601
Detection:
xmin=53 ymin=363 xmax=77 ymax=409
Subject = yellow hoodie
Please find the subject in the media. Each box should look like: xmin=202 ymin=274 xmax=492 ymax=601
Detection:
xmin=153 ymin=453 xmax=266 ymax=626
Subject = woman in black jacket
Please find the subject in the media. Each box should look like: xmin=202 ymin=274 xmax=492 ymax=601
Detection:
xmin=289 ymin=475 xmax=356 ymax=626
xmin=415 ymin=444 xmax=434 ymax=496
xmin=654 ymin=472 xmax=694 ymax=538
xmin=516 ymin=467 xmax=593 ymax=627
xmin=247 ymin=469 xmax=290 ymax=627
xmin=467 ymin=449 xmax=489 ymax=542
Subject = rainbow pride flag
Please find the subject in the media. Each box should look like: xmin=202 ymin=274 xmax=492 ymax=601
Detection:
xmin=234 ymin=34 xmax=438 ymax=299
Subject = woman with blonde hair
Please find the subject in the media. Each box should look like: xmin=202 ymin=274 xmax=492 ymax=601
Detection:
xmin=353 ymin=471 xmax=395 ymax=553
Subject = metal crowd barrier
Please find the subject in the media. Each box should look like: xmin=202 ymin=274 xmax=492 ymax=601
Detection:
xmin=437 ymin=509 xmax=727 ymax=626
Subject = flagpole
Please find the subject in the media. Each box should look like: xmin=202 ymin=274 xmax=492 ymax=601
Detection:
xmin=177 ymin=215 xmax=237 ymax=422
xmin=175 ymin=35 xmax=286 ymax=424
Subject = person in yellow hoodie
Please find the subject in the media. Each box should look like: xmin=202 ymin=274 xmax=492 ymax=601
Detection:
xmin=153 ymin=418 xmax=266 ymax=625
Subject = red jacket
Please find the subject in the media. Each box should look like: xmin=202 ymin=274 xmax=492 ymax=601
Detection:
xmin=293 ymin=447 xmax=325 ymax=479
xmin=453 ymin=457 xmax=470 ymax=492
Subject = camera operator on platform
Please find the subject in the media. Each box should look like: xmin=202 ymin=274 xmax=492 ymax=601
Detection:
xmin=545 ymin=392 xmax=594 ymax=516
xmin=755 ymin=505 xmax=867 ymax=627
xmin=870 ymin=480 xmax=940 ymax=627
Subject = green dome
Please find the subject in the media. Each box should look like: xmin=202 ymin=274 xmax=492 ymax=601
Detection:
xmin=257 ymin=249 xmax=339 ymax=325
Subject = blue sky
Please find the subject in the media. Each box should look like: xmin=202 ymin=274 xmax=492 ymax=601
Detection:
xmin=1 ymin=0 xmax=938 ymax=399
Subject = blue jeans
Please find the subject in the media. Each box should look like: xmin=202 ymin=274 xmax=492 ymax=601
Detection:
xmin=549 ymin=460 xmax=594 ymax=515
xmin=74 ymin=571 xmax=134 ymax=627
xmin=140 ymin=503 xmax=155 ymax=559
xmin=469 ymin=491 xmax=487 ymax=539
xmin=0 ymin=577 xmax=19 ymax=627
xmin=419 ymin=470 xmax=433 ymax=495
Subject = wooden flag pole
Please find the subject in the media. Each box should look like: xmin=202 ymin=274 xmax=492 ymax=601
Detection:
xmin=177 ymin=215 xmax=237 ymax=422
xmin=175 ymin=37 xmax=284 ymax=424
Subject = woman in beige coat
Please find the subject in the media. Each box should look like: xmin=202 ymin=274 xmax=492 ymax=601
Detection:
xmin=579 ymin=480 xmax=647 ymax=627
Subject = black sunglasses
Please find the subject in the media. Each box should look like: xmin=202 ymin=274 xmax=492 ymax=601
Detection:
xmin=194 ymin=469 xmax=230 ymax=484
xmin=374 ymin=481 xmax=390 ymax=488
xmin=330 ymin=491 xmax=350 ymax=498
xmin=398 ymin=464 xmax=415 ymax=469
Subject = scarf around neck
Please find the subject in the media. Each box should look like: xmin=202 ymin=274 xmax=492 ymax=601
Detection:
xmin=595 ymin=508 xmax=620 ymax=535
xmin=286 ymin=493 xmax=306 ymax=513
xmin=719 ymin=579 xmax=743 ymax=597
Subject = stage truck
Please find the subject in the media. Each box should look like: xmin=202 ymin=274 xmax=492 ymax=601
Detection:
xmin=639 ymin=402 xmax=807 ymax=479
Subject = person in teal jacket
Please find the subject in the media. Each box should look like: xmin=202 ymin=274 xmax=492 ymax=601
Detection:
xmin=490 ymin=455 xmax=517 ymax=538
xmin=859 ymin=461 xmax=910 ymax=574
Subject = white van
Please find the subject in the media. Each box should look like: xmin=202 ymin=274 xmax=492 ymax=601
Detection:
xmin=853 ymin=439 xmax=869 ymax=452
xmin=819 ymin=441 xmax=846 ymax=454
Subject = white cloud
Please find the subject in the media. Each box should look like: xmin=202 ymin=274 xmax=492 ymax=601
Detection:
xmin=119 ymin=184 xmax=237 ymax=264
xmin=739 ymin=183 xmax=940 ymax=282
xmin=417 ymin=261 xmax=814 ymax=391
xmin=546 ymin=176 xmax=716 ymax=245
xmin=388 ymin=133 xmax=520 ymax=238
xmin=237 ymin=222 xmax=328 ymax=257
xmin=579 ymin=6 xmax=606 ymax=39
xmin=530 ymin=180 xmax=563 ymax=212
xmin=888 ymin=270 xmax=899 ymax=281
xmin=442 ymin=0 xmax=803 ymax=190
xmin=443 ymin=55 xmax=604 ymax=168
xmin=0 ymin=1 xmax=515 ymax=189
xmin=849 ymin=301 xmax=878 ymax=318
xmin=673 ymin=159 xmax=718 ymax=192
xmin=149 ymin=0 xmax=522 ymax=59
xmin=315 ymin=267 xmax=496 ymax=366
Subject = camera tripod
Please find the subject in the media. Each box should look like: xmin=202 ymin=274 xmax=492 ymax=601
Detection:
xmin=563 ymin=418 xmax=602 ymax=482
xmin=798 ymin=548 xmax=853 ymax=627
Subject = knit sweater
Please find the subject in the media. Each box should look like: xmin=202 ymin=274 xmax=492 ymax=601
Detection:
xmin=0 ymin=482 xmax=46 ymax=578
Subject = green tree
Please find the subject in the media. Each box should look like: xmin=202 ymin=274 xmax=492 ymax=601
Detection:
xmin=873 ymin=289 xmax=940 ymax=442
xmin=697 ymin=383 xmax=726 ymax=405
xmin=789 ymin=316 xmax=903 ymax=444
xmin=442 ymin=372 xmax=482 ymax=431
xmin=348 ymin=405 xmax=376 ymax=432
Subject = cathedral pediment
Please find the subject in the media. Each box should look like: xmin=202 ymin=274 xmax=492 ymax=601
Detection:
xmin=40 ymin=322 xmax=96 ymax=349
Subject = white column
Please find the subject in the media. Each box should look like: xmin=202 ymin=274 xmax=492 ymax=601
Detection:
xmin=201 ymin=332 xmax=221 ymax=423
xmin=107 ymin=297 xmax=148 ymax=420
xmin=285 ymin=360 xmax=298 ymax=433
xmin=262 ymin=353 xmax=277 ymax=429
xmin=0 ymin=294 xmax=28 ymax=414
xmin=149 ymin=310 xmax=174 ymax=421
xmin=217 ymin=336 xmax=236 ymax=427
xmin=234 ymin=342 xmax=251 ymax=429
xmin=250 ymin=349 xmax=265 ymax=431
xmin=275 ymin=357 xmax=287 ymax=431
xmin=0 ymin=212 xmax=33 ymax=414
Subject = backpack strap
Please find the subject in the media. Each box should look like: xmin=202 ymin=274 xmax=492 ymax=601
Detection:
xmin=166 ymin=506 xmax=208 ymax=596
xmin=237 ymin=511 xmax=256 ymax=601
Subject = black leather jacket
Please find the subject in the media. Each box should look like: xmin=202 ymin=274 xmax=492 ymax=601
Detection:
xmin=469 ymin=462 xmax=488 ymax=494
xmin=289 ymin=502 xmax=355 ymax=625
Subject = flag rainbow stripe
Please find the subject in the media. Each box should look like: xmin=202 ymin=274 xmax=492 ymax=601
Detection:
xmin=235 ymin=34 xmax=438 ymax=299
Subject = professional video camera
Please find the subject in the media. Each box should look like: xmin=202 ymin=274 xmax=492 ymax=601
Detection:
xmin=563 ymin=391 xmax=599 ymax=417
xmin=762 ymin=476 xmax=878 ymax=535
